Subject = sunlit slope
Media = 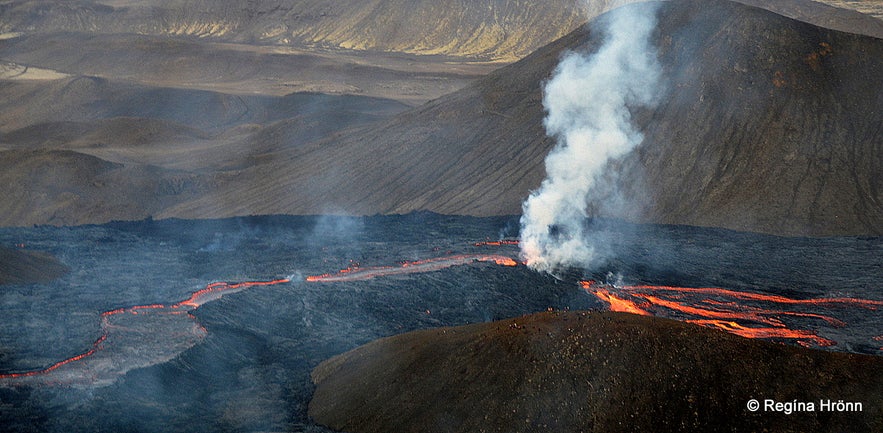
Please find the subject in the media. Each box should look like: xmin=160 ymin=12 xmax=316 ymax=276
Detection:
xmin=2 ymin=0 xmax=880 ymax=61
xmin=0 ymin=0 xmax=589 ymax=61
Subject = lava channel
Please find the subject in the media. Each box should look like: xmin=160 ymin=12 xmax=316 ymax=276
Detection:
xmin=0 ymin=279 xmax=289 ymax=387
xmin=0 ymin=250 xmax=520 ymax=388
xmin=305 ymin=254 xmax=518 ymax=282
xmin=581 ymin=281 xmax=882 ymax=348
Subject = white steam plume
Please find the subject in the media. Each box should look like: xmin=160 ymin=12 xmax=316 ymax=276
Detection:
xmin=520 ymin=3 xmax=661 ymax=272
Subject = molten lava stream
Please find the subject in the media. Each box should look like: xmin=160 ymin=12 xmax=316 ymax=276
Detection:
xmin=0 ymin=247 xmax=521 ymax=387
xmin=0 ymin=278 xmax=290 ymax=387
xmin=580 ymin=280 xmax=880 ymax=348
xmin=685 ymin=320 xmax=835 ymax=347
xmin=473 ymin=239 xmax=520 ymax=247
xmin=305 ymin=254 xmax=518 ymax=282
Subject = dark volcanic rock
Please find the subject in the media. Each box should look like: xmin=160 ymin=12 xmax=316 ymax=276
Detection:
xmin=0 ymin=246 xmax=68 ymax=285
xmin=309 ymin=311 xmax=883 ymax=433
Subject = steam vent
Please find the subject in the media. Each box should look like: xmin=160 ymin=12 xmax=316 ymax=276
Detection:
xmin=309 ymin=311 xmax=883 ymax=433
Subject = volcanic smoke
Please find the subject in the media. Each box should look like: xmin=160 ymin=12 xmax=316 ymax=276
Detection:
xmin=520 ymin=3 xmax=661 ymax=271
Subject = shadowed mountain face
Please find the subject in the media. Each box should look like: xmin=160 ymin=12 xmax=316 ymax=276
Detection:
xmin=309 ymin=311 xmax=883 ymax=433
xmin=179 ymin=0 xmax=880 ymax=236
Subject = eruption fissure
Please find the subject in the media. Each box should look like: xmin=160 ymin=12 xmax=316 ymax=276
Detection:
xmin=581 ymin=281 xmax=881 ymax=348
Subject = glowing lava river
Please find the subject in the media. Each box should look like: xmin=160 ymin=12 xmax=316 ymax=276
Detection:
xmin=0 ymin=279 xmax=292 ymax=386
xmin=582 ymin=281 xmax=882 ymax=348
xmin=0 ymin=253 xmax=517 ymax=387
xmin=0 ymin=214 xmax=879 ymax=432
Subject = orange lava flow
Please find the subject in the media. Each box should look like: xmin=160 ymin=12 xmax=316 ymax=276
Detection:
xmin=591 ymin=288 xmax=651 ymax=316
xmin=685 ymin=320 xmax=836 ymax=347
xmin=474 ymin=240 xmax=520 ymax=247
xmin=178 ymin=278 xmax=290 ymax=307
xmin=627 ymin=285 xmax=882 ymax=309
xmin=0 ymin=241 xmax=524 ymax=385
xmin=0 ymin=335 xmax=108 ymax=379
xmin=305 ymin=254 xmax=518 ymax=282
xmin=580 ymin=280 xmax=881 ymax=348
xmin=0 ymin=245 xmax=521 ymax=383
xmin=0 ymin=278 xmax=290 ymax=381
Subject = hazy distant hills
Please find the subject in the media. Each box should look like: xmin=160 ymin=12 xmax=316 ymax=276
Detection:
xmin=166 ymin=0 xmax=882 ymax=236
xmin=0 ymin=78 xmax=407 ymax=225
xmin=1 ymin=0 xmax=882 ymax=236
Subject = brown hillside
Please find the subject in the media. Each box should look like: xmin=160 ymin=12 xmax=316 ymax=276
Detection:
xmin=0 ymin=0 xmax=591 ymax=61
xmin=1 ymin=0 xmax=881 ymax=234
xmin=310 ymin=311 xmax=883 ymax=433
xmin=164 ymin=0 xmax=883 ymax=236
xmin=0 ymin=79 xmax=409 ymax=226
xmin=1 ymin=1 xmax=881 ymax=61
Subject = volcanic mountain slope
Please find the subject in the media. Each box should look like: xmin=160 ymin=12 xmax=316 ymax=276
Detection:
xmin=168 ymin=0 xmax=881 ymax=236
xmin=0 ymin=31 xmax=496 ymax=104
xmin=0 ymin=0 xmax=591 ymax=61
xmin=2 ymin=0 xmax=882 ymax=233
xmin=0 ymin=77 xmax=408 ymax=226
xmin=1 ymin=0 xmax=880 ymax=60
xmin=737 ymin=0 xmax=883 ymax=36
xmin=310 ymin=311 xmax=883 ymax=433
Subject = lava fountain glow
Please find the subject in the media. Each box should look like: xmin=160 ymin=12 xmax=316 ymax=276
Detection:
xmin=0 ymin=251 xmax=518 ymax=387
xmin=581 ymin=281 xmax=883 ymax=348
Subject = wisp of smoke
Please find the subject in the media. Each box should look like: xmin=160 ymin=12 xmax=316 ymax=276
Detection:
xmin=520 ymin=3 xmax=661 ymax=272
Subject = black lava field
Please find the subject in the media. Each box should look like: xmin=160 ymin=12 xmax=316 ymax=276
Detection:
xmin=0 ymin=213 xmax=879 ymax=432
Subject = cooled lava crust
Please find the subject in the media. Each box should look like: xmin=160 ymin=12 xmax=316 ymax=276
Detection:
xmin=310 ymin=311 xmax=882 ymax=432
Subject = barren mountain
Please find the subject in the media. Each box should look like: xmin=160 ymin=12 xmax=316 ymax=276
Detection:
xmin=0 ymin=77 xmax=410 ymax=226
xmin=1 ymin=0 xmax=881 ymax=235
xmin=310 ymin=311 xmax=883 ymax=433
xmin=156 ymin=0 xmax=883 ymax=236
xmin=0 ymin=0 xmax=590 ymax=61
xmin=1 ymin=0 xmax=880 ymax=61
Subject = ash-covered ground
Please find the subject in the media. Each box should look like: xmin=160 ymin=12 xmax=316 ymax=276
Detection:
xmin=0 ymin=213 xmax=879 ymax=432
